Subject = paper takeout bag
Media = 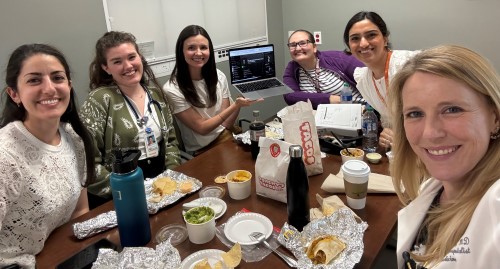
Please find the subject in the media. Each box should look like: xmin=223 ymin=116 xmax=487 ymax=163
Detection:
xmin=278 ymin=101 xmax=323 ymax=176
xmin=321 ymin=170 xmax=396 ymax=193
xmin=255 ymin=137 xmax=293 ymax=203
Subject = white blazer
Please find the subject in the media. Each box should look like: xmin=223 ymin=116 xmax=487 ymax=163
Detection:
xmin=397 ymin=178 xmax=500 ymax=268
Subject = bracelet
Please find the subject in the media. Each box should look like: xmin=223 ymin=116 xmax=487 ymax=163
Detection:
xmin=218 ymin=114 xmax=225 ymax=122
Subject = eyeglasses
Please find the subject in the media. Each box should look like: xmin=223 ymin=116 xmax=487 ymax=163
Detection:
xmin=287 ymin=40 xmax=313 ymax=50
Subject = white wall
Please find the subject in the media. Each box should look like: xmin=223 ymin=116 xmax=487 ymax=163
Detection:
xmin=0 ymin=0 xmax=107 ymax=105
xmin=281 ymin=0 xmax=500 ymax=70
xmin=2 ymin=0 xmax=499 ymax=121
xmin=0 ymin=0 xmax=286 ymax=123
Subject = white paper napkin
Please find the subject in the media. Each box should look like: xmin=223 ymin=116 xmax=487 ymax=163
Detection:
xmin=310 ymin=194 xmax=361 ymax=221
xmin=320 ymin=170 xmax=396 ymax=193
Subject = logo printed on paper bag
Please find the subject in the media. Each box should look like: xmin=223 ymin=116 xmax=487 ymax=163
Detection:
xmin=299 ymin=122 xmax=315 ymax=165
xmin=269 ymin=143 xmax=281 ymax=158
xmin=258 ymin=176 xmax=285 ymax=191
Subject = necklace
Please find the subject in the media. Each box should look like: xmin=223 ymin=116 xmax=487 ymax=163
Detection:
xmin=119 ymin=85 xmax=152 ymax=128
xmin=371 ymin=50 xmax=393 ymax=107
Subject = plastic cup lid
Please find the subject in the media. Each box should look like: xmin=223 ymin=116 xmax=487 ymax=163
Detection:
xmin=155 ymin=223 xmax=188 ymax=246
xmin=199 ymin=185 xmax=226 ymax=198
xmin=342 ymin=160 xmax=371 ymax=177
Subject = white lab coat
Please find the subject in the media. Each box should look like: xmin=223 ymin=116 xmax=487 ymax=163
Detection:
xmin=397 ymin=178 xmax=500 ymax=268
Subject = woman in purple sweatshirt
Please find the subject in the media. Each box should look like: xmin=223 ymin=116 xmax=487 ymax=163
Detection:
xmin=283 ymin=29 xmax=364 ymax=109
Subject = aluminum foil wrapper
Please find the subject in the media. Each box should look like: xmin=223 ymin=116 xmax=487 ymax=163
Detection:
xmin=73 ymin=211 xmax=117 ymax=239
xmin=233 ymin=126 xmax=284 ymax=145
xmin=91 ymin=241 xmax=181 ymax=269
xmin=145 ymin=169 xmax=202 ymax=214
xmin=278 ymin=208 xmax=368 ymax=269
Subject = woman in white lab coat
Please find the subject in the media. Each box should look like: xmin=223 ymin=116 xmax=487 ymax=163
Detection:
xmin=388 ymin=45 xmax=500 ymax=268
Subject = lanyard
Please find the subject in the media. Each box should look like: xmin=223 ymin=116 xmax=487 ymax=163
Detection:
xmin=301 ymin=58 xmax=321 ymax=93
xmin=371 ymin=50 xmax=393 ymax=107
xmin=119 ymin=85 xmax=170 ymax=138
xmin=120 ymin=85 xmax=153 ymax=128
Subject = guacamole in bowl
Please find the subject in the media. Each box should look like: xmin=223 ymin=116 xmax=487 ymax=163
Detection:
xmin=184 ymin=206 xmax=215 ymax=224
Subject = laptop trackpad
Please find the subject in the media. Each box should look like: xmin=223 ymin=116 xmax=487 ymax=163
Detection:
xmin=256 ymin=86 xmax=292 ymax=99
xmin=242 ymin=91 xmax=263 ymax=100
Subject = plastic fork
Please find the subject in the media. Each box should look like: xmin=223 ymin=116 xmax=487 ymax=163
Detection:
xmin=249 ymin=231 xmax=297 ymax=268
xmin=331 ymin=132 xmax=355 ymax=156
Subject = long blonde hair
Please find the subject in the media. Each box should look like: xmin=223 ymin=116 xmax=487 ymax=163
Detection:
xmin=388 ymin=45 xmax=500 ymax=266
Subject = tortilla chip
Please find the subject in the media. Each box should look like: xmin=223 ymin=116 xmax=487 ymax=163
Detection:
xmin=193 ymin=258 xmax=212 ymax=269
xmin=179 ymin=181 xmax=193 ymax=193
xmin=214 ymin=176 xmax=228 ymax=184
xmin=213 ymin=261 xmax=223 ymax=269
xmin=148 ymin=194 xmax=163 ymax=203
xmin=221 ymin=243 xmax=242 ymax=267
xmin=152 ymin=177 xmax=177 ymax=196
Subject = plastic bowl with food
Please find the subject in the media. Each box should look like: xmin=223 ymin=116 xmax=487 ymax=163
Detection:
xmin=340 ymin=148 xmax=365 ymax=164
xmin=365 ymin=152 xmax=382 ymax=164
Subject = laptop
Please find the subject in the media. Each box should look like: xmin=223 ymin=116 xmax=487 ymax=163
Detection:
xmin=228 ymin=44 xmax=293 ymax=100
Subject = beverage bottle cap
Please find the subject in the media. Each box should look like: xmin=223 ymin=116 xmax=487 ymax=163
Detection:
xmin=112 ymin=149 xmax=141 ymax=174
xmin=289 ymin=145 xmax=303 ymax=158
xmin=253 ymin=110 xmax=260 ymax=117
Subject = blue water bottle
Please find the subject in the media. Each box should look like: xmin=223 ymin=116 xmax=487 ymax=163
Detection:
xmin=110 ymin=149 xmax=151 ymax=247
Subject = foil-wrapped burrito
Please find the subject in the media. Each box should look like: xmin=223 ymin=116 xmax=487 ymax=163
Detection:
xmin=91 ymin=241 xmax=181 ymax=268
xmin=73 ymin=211 xmax=118 ymax=239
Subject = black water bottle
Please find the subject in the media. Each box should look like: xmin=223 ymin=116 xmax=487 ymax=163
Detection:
xmin=249 ymin=110 xmax=265 ymax=160
xmin=286 ymin=145 xmax=310 ymax=231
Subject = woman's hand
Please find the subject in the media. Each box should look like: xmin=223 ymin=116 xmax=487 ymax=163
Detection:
xmin=329 ymin=95 xmax=341 ymax=104
xmin=379 ymin=127 xmax=393 ymax=149
xmin=234 ymin=97 xmax=264 ymax=107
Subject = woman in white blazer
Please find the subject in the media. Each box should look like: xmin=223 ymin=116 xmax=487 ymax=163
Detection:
xmin=388 ymin=45 xmax=500 ymax=268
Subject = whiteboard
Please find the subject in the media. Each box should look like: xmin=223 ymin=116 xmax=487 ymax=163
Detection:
xmin=102 ymin=0 xmax=268 ymax=67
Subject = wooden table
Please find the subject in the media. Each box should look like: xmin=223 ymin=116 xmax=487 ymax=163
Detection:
xmin=36 ymin=140 xmax=401 ymax=268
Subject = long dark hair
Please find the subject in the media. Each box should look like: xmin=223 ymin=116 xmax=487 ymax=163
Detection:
xmin=343 ymin=11 xmax=392 ymax=55
xmin=89 ymin=31 xmax=163 ymax=93
xmin=169 ymin=25 xmax=218 ymax=108
xmin=1 ymin=43 xmax=96 ymax=186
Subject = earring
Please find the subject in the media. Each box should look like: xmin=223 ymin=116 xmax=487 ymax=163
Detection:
xmin=491 ymin=126 xmax=500 ymax=140
xmin=16 ymin=102 xmax=20 ymax=107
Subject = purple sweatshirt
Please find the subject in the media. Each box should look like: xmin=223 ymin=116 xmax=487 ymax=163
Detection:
xmin=282 ymin=50 xmax=364 ymax=109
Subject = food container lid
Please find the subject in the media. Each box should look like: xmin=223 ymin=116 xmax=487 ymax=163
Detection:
xmin=199 ymin=185 xmax=226 ymax=198
xmin=155 ymin=223 xmax=188 ymax=246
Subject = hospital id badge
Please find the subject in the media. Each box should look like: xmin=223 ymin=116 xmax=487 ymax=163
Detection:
xmin=144 ymin=127 xmax=159 ymax=158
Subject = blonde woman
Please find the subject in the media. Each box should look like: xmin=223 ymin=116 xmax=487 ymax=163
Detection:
xmin=388 ymin=45 xmax=500 ymax=268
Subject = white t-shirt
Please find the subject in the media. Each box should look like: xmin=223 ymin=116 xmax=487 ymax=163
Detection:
xmin=354 ymin=50 xmax=419 ymax=127
xmin=0 ymin=121 xmax=86 ymax=268
xmin=163 ymin=69 xmax=229 ymax=152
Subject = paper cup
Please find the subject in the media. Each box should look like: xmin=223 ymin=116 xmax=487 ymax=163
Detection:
xmin=183 ymin=206 xmax=216 ymax=244
xmin=226 ymin=170 xmax=252 ymax=200
xmin=341 ymin=160 xmax=371 ymax=209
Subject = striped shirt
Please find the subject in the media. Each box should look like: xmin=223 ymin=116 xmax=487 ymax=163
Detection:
xmin=298 ymin=67 xmax=363 ymax=102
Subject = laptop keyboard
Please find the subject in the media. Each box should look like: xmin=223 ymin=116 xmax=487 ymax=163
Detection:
xmin=236 ymin=78 xmax=283 ymax=92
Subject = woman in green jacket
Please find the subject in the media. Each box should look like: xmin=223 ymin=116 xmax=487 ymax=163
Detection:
xmin=80 ymin=31 xmax=180 ymax=207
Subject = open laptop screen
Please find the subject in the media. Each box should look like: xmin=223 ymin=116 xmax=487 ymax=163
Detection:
xmin=228 ymin=45 xmax=276 ymax=84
